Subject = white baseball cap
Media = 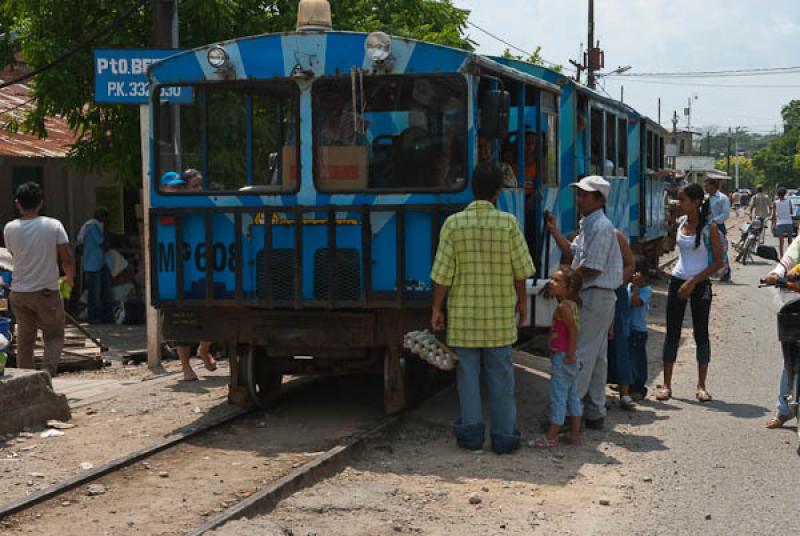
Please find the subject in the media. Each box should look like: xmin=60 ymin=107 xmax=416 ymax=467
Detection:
xmin=570 ymin=175 xmax=611 ymax=199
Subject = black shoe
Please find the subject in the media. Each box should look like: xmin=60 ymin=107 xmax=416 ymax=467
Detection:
xmin=584 ymin=417 xmax=604 ymax=430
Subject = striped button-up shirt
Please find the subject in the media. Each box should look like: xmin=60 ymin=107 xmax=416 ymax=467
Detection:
xmin=570 ymin=209 xmax=623 ymax=290
xmin=431 ymin=201 xmax=535 ymax=348
xmin=709 ymin=191 xmax=731 ymax=227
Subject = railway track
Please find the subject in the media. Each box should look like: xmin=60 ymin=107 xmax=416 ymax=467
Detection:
xmin=0 ymin=374 xmax=417 ymax=535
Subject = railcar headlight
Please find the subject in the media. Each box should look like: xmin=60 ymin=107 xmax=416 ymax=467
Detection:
xmin=207 ymin=46 xmax=229 ymax=69
xmin=365 ymin=32 xmax=392 ymax=63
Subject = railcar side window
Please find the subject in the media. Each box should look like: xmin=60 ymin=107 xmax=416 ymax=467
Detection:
xmin=589 ymin=108 xmax=603 ymax=176
xmin=605 ymin=114 xmax=617 ymax=176
xmin=155 ymin=82 xmax=300 ymax=194
xmin=542 ymin=113 xmax=558 ymax=187
xmin=618 ymin=117 xmax=628 ymax=176
xmin=312 ymin=75 xmax=467 ymax=192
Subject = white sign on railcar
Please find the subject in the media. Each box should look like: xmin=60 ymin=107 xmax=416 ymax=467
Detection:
xmin=94 ymin=49 xmax=192 ymax=104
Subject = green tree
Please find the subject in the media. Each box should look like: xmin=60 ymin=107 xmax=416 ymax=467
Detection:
xmin=752 ymin=100 xmax=800 ymax=189
xmin=0 ymin=0 xmax=471 ymax=185
xmin=713 ymin=154 xmax=764 ymax=189
xmin=501 ymin=46 xmax=562 ymax=72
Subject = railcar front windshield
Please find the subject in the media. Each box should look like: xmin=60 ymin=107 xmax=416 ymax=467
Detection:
xmin=155 ymin=81 xmax=300 ymax=194
xmin=312 ymin=74 xmax=468 ymax=192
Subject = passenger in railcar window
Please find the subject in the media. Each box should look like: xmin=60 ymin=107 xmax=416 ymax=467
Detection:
xmin=511 ymin=131 xmax=539 ymax=193
xmin=478 ymin=137 xmax=516 ymax=188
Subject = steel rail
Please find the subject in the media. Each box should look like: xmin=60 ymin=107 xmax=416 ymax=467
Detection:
xmin=0 ymin=406 xmax=251 ymax=520
xmin=185 ymin=384 xmax=454 ymax=535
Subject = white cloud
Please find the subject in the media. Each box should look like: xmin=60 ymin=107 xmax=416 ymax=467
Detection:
xmin=455 ymin=0 xmax=800 ymax=130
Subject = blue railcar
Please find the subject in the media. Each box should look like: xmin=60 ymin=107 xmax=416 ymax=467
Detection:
xmin=147 ymin=7 xmax=670 ymax=410
xmin=147 ymin=26 xmax=563 ymax=410
xmin=493 ymin=59 xmax=669 ymax=273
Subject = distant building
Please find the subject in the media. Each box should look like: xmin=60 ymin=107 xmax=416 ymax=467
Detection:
xmin=665 ymin=128 xmax=730 ymax=186
xmin=0 ymin=71 xmax=118 ymax=241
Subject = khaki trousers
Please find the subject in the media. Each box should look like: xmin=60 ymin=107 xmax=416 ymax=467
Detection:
xmin=9 ymin=289 xmax=64 ymax=377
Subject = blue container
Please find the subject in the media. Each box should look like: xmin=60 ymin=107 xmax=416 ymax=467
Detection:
xmin=0 ymin=317 xmax=11 ymax=343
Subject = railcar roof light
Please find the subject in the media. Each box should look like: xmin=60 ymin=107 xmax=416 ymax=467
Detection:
xmin=365 ymin=31 xmax=392 ymax=63
xmin=207 ymin=46 xmax=229 ymax=69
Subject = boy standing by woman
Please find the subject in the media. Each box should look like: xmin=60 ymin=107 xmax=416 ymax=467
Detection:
xmin=628 ymin=256 xmax=653 ymax=399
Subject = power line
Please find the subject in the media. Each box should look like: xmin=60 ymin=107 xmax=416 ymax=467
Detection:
xmin=0 ymin=0 xmax=148 ymax=91
xmin=613 ymin=66 xmax=800 ymax=79
xmin=464 ymin=19 xmax=574 ymax=73
xmin=605 ymin=77 xmax=800 ymax=89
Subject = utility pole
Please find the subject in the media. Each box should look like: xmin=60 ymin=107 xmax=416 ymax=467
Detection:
xmin=620 ymin=85 xmax=624 ymax=103
xmin=153 ymin=0 xmax=172 ymax=46
xmin=726 ymin=127 xmax=732 ymax=177
xmin=735 ymin=135 xmax=740 ymax=190
xmin=144 ymin=0 xmax=176 ymax=371
xmin=587 ymin=0 xmax=596 ymax=89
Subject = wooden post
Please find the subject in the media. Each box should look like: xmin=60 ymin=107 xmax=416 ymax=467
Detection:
xmin=140 ymin=104 xmax=162 ymax=370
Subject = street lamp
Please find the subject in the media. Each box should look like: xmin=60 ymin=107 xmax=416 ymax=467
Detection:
xmin=596 ymin=65 xmax=632 ymax=78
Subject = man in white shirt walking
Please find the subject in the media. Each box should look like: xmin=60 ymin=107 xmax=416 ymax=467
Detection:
xmin=705 ymin=178 xmax=731 ymax=281
xmin=3 ymin=182 xmax=74 ymax=377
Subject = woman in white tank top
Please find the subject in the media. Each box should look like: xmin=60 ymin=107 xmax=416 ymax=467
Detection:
xmin=656 ymin=183 xmax=724 ymax=404
xmin=772 ymin=188 xmax=795 ymax=258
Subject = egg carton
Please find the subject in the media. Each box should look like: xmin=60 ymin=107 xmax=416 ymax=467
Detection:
xmin=403 ymin=329 xmax=458 ymax=371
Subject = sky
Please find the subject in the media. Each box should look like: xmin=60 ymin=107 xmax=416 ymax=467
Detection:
xmin=453 ymin=0 xmax=800 ymax=135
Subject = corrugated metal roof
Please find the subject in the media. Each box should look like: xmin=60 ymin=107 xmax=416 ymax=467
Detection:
xmin=0 ymin=81 xmax=76 ymax=158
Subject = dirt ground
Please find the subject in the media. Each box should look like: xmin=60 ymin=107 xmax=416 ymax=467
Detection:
xmin=0 ymin=360 xmax=233 ymax=506
xmin=204 ymin=217 xmax=800 ymax=536
xmin=205 ymin=279 xmax=677 ymax=536
xmin=1 ymin=374 xmax=386 ymax=535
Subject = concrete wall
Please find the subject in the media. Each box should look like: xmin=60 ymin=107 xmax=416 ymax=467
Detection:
xmin=0 ymin=156 xmax=114 ymax=241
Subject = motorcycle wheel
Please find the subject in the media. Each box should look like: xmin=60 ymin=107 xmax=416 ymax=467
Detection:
xmin=742 ymin=238 xmax=754 ymax=265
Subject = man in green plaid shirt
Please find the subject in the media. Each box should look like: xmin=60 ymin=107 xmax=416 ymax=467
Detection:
xmin=431 ymin=164 xmax=535 ymax=454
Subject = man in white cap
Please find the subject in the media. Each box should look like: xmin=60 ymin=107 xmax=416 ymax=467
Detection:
xmin=546 ymin=176 xmax=623 ymax=430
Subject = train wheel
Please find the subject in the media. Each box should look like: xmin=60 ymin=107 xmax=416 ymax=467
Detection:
xmin=383 ymin=347 xmax=408 ymax=414
xmin=240 ymin=345 xmax=282 ymax=409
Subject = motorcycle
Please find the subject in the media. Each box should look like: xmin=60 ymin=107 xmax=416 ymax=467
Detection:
xmin=735 ymin=217 xmax=765 ymax=265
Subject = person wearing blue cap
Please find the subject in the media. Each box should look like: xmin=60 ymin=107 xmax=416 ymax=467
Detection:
xmin=159 ymin=170 xmax=217 ymax=380
xmin=160 ymin=171 xmax=186 ymax=191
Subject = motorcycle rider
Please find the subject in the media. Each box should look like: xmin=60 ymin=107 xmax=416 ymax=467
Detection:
xmin=749 ymin=185 xmax=771 ymax=245
xmin=763 ymin=239 xmax=800 ymax=429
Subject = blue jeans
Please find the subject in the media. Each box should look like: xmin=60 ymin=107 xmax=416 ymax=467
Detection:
xmin=607 ymin=286 xmax=633 ymax=386
xmin=453 ymin=345 xmax=520 ymax=454
xmin=86 ymin=268 xmax=113 ymax=323
xmin=777 ymin=368 xmax=795 ymax=418
xmin=629 ymin=330 xmax=649 ymax=394
xmin=549 ymin=352 xmax=582 ymax=426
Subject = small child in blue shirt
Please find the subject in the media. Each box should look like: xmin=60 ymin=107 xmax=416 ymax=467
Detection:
xmin=628 ymin=256 xmax=653 ymax=399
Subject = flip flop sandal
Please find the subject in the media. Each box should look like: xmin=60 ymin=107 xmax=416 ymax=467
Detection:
xmin=766 ymin=414 xmax=792 ymax=429
xmin=696 ymin=389 xmax=713 ymax=402
xmin=193 ymin=355 xmax=218 ymax=372
xmin=180 ymin=374 xmax=199 ymax=382
xmin=531 ymin=436 xmax=557 ymax=449
xmin=655 ymin=386 xmax=672 ymax=401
